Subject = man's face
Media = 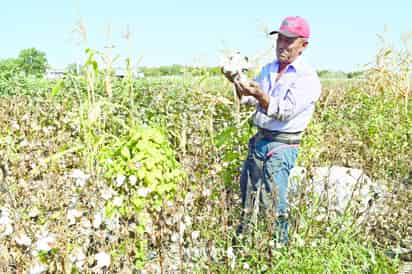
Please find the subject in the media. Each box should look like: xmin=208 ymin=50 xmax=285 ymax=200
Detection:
xmin=276 ymin=34 xmax=308 ymax=65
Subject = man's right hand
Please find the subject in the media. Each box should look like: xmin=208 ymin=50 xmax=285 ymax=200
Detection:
xmin=221 ymin=67 xmax=237 ymax=83
xmin=221 ymin=68 xmax=251 ymax=99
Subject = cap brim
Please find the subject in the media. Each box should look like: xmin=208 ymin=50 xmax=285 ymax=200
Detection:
xmin=269 ymin=30 xmax=300 ymax=38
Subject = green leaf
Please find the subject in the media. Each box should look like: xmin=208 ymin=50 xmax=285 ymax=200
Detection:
xmin=51 ymin=79 xmax=64 ymax=97
xmin=105 ymin=202 xmax=116 ymax=218
xmin=120 ymin=146 xmax=131 ymax=159
xmin=131 ymin=195 xmax=145 ymax=210
xmin=92 ymin=60 xmax=99 ymax=75
xmin=214 ymin=126 xmax=235 ymax=148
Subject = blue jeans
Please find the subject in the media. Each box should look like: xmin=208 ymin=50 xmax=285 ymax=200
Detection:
xmin=238 ymin=133 xmax=299 ymax=236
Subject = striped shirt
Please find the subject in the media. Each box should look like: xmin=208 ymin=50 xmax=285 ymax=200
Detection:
xmin=252 ymin=57 xmax=321 ymax=133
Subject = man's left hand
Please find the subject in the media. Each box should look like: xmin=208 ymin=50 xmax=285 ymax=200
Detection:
xmin=234 ymin=80 xmax=270 ymax=110
xmin=234 ymin=80 xmax=263 ymax=97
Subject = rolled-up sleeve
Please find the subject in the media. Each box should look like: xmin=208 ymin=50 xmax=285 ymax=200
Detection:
xmin=267 ymin=73 xmax=321 ymax=121
xmin=240 ymin=64 xmax=270 ymax=106
xmin=254 ymin=64 xmax=270 ymax=93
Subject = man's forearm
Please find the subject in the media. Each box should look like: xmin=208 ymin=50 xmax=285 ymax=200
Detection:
xmin=254 ymin=90 xmax=270 ymax=110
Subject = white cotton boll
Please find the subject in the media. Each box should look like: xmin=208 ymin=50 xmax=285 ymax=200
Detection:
xmin=93 ymin=212 xmax=103 ymax=229
xmin=15 ymin=233 xmax=32 ymax=246
xmin=113 ymin=196 xmax=123 ymax=207
xmin=0 ymin=223 xmax=13 ymax=237
xmin=240 ymin=95 xmax=258 ymax=106
xmin=67 ymin=209 xmax=82 ymax=226
xmin=179 ymin=222 xmax=186 ymax=236
xmin=220 ymin=51 xmax=250 ymax=81
xmin=0 ymin=208 xmax=11 ymax=217
xmin=227 ymin=247 xmax=235 ymax=259
xmin=184 ymin=215 xmax=192 ymax=227
xmin=115 ymin=174 xmax=126 ymax=187
xmin=0 ymin=214 xmax=13 ymax=238
xmin=70 ymin=169 xmax=89 ymax=187
xmin=0 ymin=208 xmax=13 ymax=238
xmin=68 ymin=196 xmax=79 ymax=208
xmin=20 ymin=139 xmax=29 ymax=147
xmin=137 ymin=187 xmax=151 ymax=197
xmin=129 ymin=175 xmax=137 ymax=186
xmin=69 ymin=247 xmax=86 ymax=270
xmin=29 ymin=208 xmax=40 ymax=218
xmin=35 ymin=235 xmax=56 ymax=252
xmin=29 ymin=262 xmax=48 ymax=274
xmin=11 ymin=121 xmax=20 ymax=130
xmin=94 ymin=252 xmax=111 ymax=269
xmin=170 ymin=233 xmax=179 ymax=242
xmin=202 ymin=188 xmax=211 ymax=197
xmin=295 ymin=235 xmax=305 ymax=247
xmin=105 ymin=215 xmax=120 ymax=231
xmin=184 ymin=192 xmax=194 ymax=205
xmin=101 ymin=188 xmax=115 ymax=200
xmin=79 ymin=218 xmax=92 ymax=236
xmin=191 ymin=230 xmax=200 ymax=241
xmin=243 ymin=262 xmax=250 ymax=270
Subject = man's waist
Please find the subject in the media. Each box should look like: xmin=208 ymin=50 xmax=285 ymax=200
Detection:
xmin=257 ymin=128 xmax=302 ymax=144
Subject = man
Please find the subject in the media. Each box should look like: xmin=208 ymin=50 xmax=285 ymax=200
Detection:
xmin=223 ymin=16 xmax=321 ymax=245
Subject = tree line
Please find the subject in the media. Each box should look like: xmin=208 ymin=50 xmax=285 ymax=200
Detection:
xmin=0 ymin=48 xmax=364 ymax=79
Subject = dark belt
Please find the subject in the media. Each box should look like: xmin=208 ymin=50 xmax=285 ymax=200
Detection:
xmin=257 ymin=128 xmax=302 ymax=144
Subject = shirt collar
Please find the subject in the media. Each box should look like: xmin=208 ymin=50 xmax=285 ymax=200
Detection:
xmin=273 ymin=57 xmax=303 ymax=73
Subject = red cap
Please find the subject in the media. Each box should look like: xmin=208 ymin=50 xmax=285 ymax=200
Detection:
xmin=269 ymin=16 xmax=310 ymax=38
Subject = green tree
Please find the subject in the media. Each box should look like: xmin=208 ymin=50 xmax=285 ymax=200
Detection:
xmin=0 ymin=58 xmax=21 ymax=79
xmin=65 ymin=63 xmax=83 ymax=75
xmin=17 ymin=48 xmax=48 ymax=76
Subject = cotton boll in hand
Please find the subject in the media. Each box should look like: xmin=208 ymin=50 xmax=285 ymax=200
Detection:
xmin=220 ymin=51 xmax=250 ymax=85
xmin=220 ymin=51 xmax=257 ymax=105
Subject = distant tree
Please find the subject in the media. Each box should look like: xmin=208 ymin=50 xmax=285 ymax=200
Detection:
xmin=317 ymin=70 xmax=330 ymax=78
xmin=16 ymin=48 xmax=48 ymax=76
xmin=0 ymin=58 xmax=21 ymax=79
xmin=347 ymin=71 xmax=364 ymax=79
xmin=139 ymin=65 xmax=225 ymax=77
xmin=65 ymin=63 xmax=83 ymax=75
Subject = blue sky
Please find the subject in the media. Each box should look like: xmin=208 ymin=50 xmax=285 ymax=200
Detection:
xmin=2 ymin=0 xmax=411 ymax=71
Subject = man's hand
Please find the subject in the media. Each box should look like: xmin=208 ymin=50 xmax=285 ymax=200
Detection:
xmin=234 ymin=80 xmax=262 ymax=97
xmin=221 ymin=67 xmax=236 ymax=83
xmin=235 ymin=80 xmax=270 ymax=110
xmin=220 ymin=67 xmax=244 ymax=98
